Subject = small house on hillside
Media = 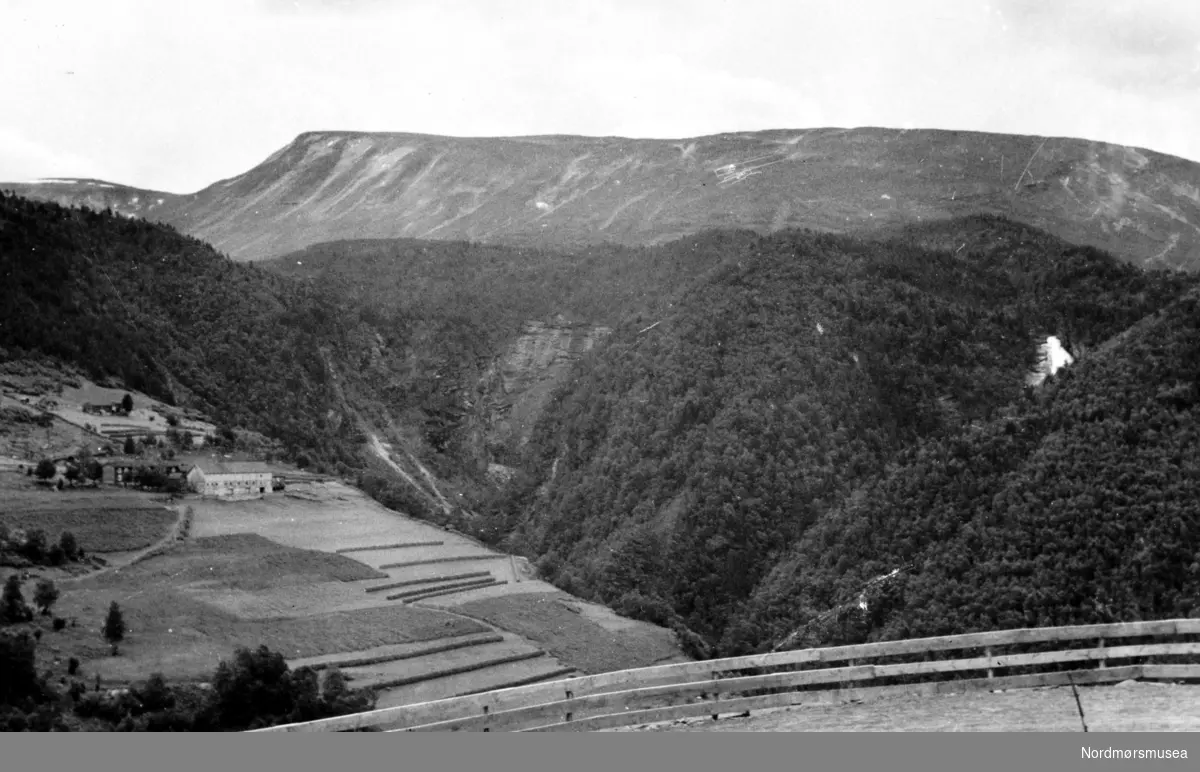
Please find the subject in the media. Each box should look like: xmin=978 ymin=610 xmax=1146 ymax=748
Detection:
xmin=187 ymin=460 xmax=273 ymax=499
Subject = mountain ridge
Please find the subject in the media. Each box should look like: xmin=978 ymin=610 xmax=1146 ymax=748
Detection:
xmin=6 ymin=127 xmax=1200 ymax=269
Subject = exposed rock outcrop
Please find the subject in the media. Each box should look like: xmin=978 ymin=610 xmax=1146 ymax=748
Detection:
xmin=472 ymin=316 xmax=611 ymax=460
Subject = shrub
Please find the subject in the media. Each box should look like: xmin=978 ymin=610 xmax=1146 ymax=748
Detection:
xmin=52 ymin=617 xmax=66 ymax=632
xmin=74 ymin=691 xmax=131 ymax=723
xmin=103 ymin=602 xmax=125 ymax=645
xmin=34 ymin=459 xmax=56 ymax=480
xmin=33 ymin=579 xmax=59 ymax=616
xmin=67 ymin=656 xmax=79 ymax=674
xmin=46 ymin=543 xmax=65 ymax=567
xmin=1 ymin=574 xmax=28 ymax=623
xmin=134 ymin=673 xmax=175 ymax=713
xmin=20 ymin=529 xmax=47 ymax=562
xmin=59 ymin=532 xmax=78 ymax=561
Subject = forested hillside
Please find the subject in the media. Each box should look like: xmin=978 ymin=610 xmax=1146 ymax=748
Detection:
xmin=0 ymin=192 xmax=368 ymax=468
xmin=496 ymin=216 xmax=1199 ymax=655
xmin=262 ymin=232 xmax=756 ymax=474
xmin=735 ymin=286 xmax=1200 ymax=654
xmin=265 ymin=232 xmax=766 ymax=346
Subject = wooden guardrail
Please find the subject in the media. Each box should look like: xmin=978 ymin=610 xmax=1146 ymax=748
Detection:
xmin=250 ymin=618 xmax=1200 ymax=733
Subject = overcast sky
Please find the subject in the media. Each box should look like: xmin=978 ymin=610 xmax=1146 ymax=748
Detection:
xmin=2 ymin=0 xmax=1197 ymax=192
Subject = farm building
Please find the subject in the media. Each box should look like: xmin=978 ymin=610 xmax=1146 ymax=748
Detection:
xmin=187 ymin=460 xmax=274 ymax=498
xmin=101 ymin=459 xmax=190 ymax=486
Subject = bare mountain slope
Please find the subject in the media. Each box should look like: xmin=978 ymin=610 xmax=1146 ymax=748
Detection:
xmin=6 ymin=128 xmax=1200 ymax=268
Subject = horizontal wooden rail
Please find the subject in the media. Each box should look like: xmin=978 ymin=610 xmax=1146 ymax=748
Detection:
xmin=250 ymin=618 xmax=1200 ymax=733
xmin=400 ymin=644 xmax=1200 ymax=733
xmin=458 ymin=668 xmax=581 ymax=697
xmin=520 ymin=666 xmax=1155 ymax=732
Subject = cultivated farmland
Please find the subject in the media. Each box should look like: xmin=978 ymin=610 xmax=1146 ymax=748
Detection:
xmin=23 ymin=478 xmax=685 ymax=708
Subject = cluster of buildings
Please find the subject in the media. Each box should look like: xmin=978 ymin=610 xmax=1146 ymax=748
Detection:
xmin=58 ymin=455 xmax=277 ymax=499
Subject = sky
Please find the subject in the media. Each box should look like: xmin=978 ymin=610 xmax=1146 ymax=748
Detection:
xmin=2 ymin=0 xmax=1198 ymax=193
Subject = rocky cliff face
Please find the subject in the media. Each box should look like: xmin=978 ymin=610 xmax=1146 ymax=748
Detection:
xmin=7 ymin=128 xmax=1200 ymax=270
xmin=471 ymin=316 xmax=611 ymax=462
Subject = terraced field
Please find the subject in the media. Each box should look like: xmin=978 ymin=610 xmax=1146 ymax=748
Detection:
xmin=174 ymin=480 xmax=686 ymax=705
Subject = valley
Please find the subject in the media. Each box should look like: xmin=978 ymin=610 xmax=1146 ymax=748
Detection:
xmin=3 ymin=125 xmax=1200 ymax=733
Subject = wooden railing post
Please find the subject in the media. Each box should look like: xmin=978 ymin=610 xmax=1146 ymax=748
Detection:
xmin=985 ymin=647 xmax=994 ymax=680
xmin=1097 ymin=638 xmax=1105 ymax=670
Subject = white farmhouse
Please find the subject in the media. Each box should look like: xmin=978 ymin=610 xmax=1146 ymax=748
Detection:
xmin=187 ymin=460 xmax=274 ymax=498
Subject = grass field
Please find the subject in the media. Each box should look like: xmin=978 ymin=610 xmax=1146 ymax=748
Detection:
xmin=455 ymin=592 xmax=683 ymax=675
xmin=27 ymin=532 xmax=487 ymax=684
xmin=611 ymin=682 xmax=1200 ymax=732
xmin=0 ymin=481 xmax=160 ymax=508
xmin=0 ymin=506 xmax=178 ymax=552
xmin=79 ymin=534 xmax=386 ymax=590
xmin=188 ymin=482 xmax=450 ymax=552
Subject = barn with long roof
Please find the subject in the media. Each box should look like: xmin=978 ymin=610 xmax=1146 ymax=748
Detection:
xmin=186 ymin=460 xmax=274 ymax=498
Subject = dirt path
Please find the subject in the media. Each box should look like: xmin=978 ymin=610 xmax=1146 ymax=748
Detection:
xmin=609 ymin=682 xmax=1200 ymax=732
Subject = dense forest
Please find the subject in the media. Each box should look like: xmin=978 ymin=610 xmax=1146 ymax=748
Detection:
xmin=264 ymin=231 xmax=766 ymax=333
xmin=263 ymin=233 xmax=758 ymax=476
xmin=0 ymin=192 xmax=375 ymax=468
xmin=734 ymin=285 xmax=1200 ymax=654
xmin=489 ymin=216 xmax=1199 ymax=655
